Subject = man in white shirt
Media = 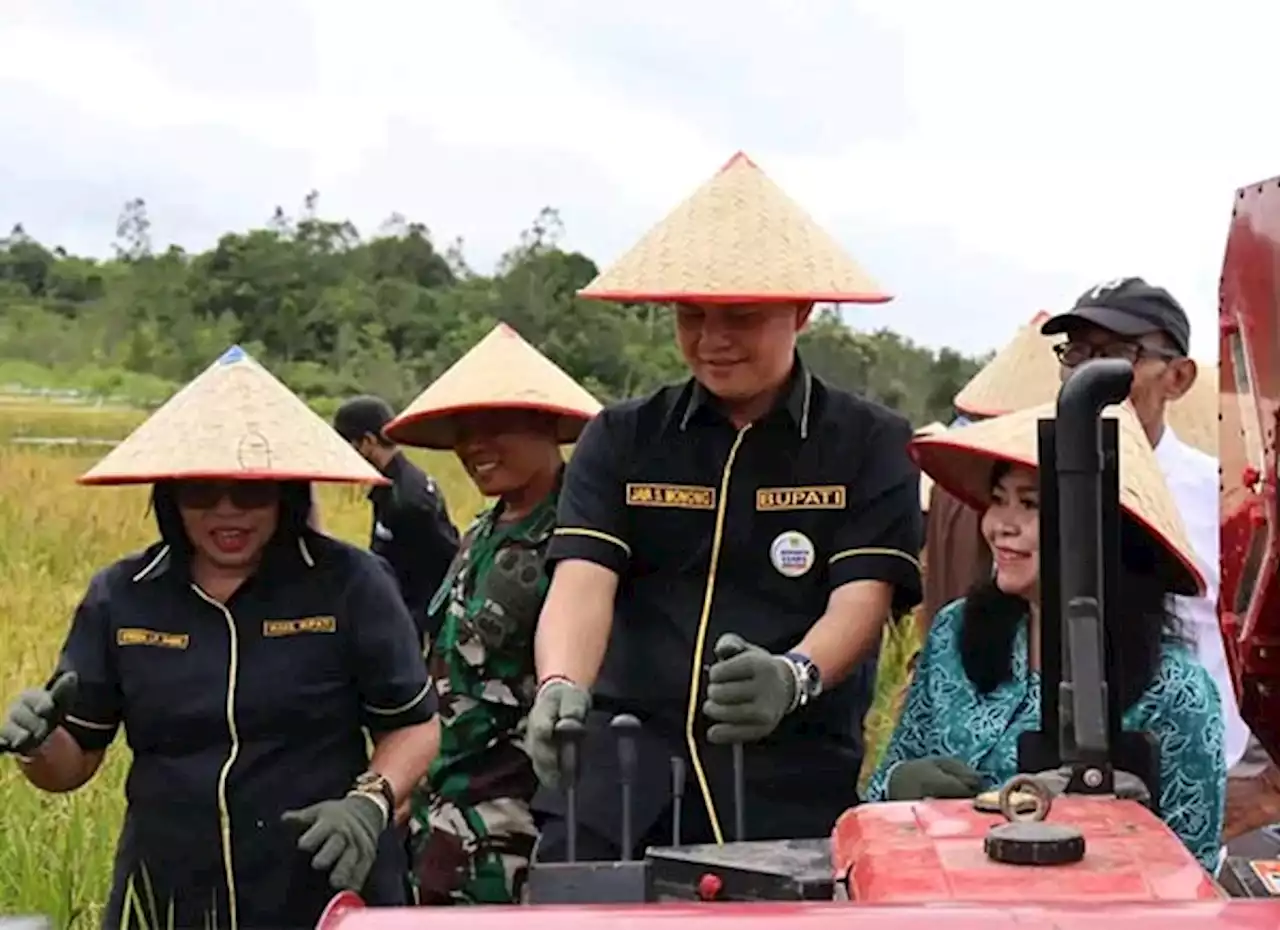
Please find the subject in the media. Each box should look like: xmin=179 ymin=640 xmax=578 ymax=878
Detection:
xmin=1040 ymin=278 xmax=1251 ymax=778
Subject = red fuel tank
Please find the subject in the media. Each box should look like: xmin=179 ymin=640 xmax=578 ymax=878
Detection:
xmin=832 ymin=797 xmax=1220 ymax=904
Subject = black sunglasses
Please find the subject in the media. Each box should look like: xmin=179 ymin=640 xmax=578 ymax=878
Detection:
xmin=1053 ymin=341 xmax=1183 ymax=369
xmin=174 ymin=481 xmax=281 ymax=510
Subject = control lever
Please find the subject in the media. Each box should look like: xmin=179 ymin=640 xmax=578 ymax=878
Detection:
xmin=732 ymin=743 xmax=746 ymax=841
xmin=671 ymin=756 xmax=686 ymax=846
xmin=554 ymin=718 xmax=586 ymax=863
xmin=611 ymin=713 xmax=641 ymax=860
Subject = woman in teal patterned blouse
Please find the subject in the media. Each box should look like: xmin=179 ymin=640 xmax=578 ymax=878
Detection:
xmin=866 ymin=401 xmax=1226 ymax=872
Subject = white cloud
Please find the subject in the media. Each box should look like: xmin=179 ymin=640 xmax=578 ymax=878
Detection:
xmin=0 ymin=0 xmax=1273 ymax=360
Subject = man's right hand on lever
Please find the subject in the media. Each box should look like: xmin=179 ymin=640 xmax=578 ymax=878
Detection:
xmin=0 ymin=671 xmax=79 ymax=756
xmin=525 ymin=677 xmax=591 ymax=788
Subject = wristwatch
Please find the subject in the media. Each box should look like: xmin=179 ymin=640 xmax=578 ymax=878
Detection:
xmin=783 ymin=652 xmax=823 ymax=711
xmin=351 ymin=770 xmax=396 ymax=813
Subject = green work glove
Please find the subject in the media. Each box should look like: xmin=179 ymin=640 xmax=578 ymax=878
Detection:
xmin=886 ymin=756 xmax=984 ymax=801
xmin=281 ymin=793 xmax=387 ymax=892
xmin=525 ymin=678 xmax=591 ymax=789
xmin=0 ymin=671 xmax=78 ymax=755
xmin=703 ymin=634 xmax=796 ymax=745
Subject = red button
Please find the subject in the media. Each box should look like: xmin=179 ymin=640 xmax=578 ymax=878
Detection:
xmin=697 ymin=873 xmax=723 ymax=901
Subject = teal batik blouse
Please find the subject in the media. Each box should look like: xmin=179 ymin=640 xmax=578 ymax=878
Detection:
xmin=865 ymin=597 xmax=1227 ymax=871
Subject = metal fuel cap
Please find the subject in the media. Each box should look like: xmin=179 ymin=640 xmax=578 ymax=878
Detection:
xmin=983 ymin=774 xmax=1086 ymax=866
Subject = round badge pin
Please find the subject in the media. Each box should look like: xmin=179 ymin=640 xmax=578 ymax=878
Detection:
xmin=770 ymin=531 xmax=816 ymax=578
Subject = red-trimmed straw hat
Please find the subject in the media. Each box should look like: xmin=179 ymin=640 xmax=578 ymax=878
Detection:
xmin=77 ymin=346 xmax=388 ymax=487
xmin=383 ymin=323 xmax=603 ymax=450
xmin=578 ymin=151 xmax=890 ymax=305
xmin=908 ymin=399 xmax=1204 ymax=598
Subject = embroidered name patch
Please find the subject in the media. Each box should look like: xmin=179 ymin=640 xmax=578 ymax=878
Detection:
xmin=117 ymin=628 xmax=190 ymax=650
xmin=626 ymin=483 xmax=716 ymax=510
xmin=263 ymin=616 xmax=337 ymax=637
xmin=756 ymin=485 xmax=847 ymax=511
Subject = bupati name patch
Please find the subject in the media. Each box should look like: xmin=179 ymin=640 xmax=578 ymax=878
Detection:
xmin=263 ymin=616 xmax=337 ymax=637
xmin=117 ymin=628 xmax=190 ymax=649
xmin=756 ymin=485 xmax=847 ymax=511
xmin=626 ymin=483 xmax=716 ymax=510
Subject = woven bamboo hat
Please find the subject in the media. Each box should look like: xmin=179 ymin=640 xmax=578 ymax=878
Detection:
xmin=914 ymin=421 xmax=947 ymax=511
xmin=78 ymin=346 xmax=387 ymax=487
xmin=384 ymin=323 xmax=603 ymax=450
xmin=1167 ymin=362 xmax=1218 ymax=456
xmin=578 ymin=152 xmax=890 ymax=305
xmin=908 ymin=401 xmax=1204 ymax=597
xmin=954 ymin=312 xmax=1063 ymax=418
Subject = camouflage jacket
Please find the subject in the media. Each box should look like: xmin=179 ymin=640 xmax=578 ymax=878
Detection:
xmin=421 ymin=490 xmax=556 ymax=803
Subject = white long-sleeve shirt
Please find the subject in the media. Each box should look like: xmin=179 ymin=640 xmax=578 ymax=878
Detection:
xmin=1155 ymin=426 xmax=1250 ymax=769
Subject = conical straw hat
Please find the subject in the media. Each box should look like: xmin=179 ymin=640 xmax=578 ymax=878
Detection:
xmin=908 ymin=401 xmax=1204 ymax=598
xmin=384 ymin=323 xmax=603 ymax=450
xmin=578 ymin=152 xmax=890 ymax=305
xmin=78 ymin=346 xmax=387 ymax=487
xmin=954 ymin=312 xmax=1063 ymax=418
xmin=914 ymin=421 xmax=947 ymax=511
xmin=1167 ymin=362 xmax=1218 ymax=456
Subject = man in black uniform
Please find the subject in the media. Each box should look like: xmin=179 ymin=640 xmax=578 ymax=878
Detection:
xmin=334 ymin=394 xmax=460 ymax=634
xmin=525 ymin=152 xmax=924 ymax=859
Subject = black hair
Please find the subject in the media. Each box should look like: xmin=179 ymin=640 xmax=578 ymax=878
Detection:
xmin=958 ymin=462 xmax=1187 ymax=712
xmin=150 ymin=480 xmax=316 ymax=565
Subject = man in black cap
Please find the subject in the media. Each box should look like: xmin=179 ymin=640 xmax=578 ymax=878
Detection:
xmin=1040 ymin=276 xmax=1252 ymax=835
xmin=334 ymin=395 xmax=461 ymax=639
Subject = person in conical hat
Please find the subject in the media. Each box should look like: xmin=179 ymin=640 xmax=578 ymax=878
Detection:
xmin=1040 ymin=277 xmax=1248 ymax=782
xmin=381 ymin=323 xmax=601 ymax=905
xmin=921 ymin=312 xmax=1064 ymax=638
xmin=528 ymin=152 xmax=924 ymax=861
xmin=863 ymin=398 xmax=1226 ymax=872
xmin=0 ymin=346 xmax=442 ymax=928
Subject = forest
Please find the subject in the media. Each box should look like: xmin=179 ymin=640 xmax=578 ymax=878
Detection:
xmin=0 ymin=193 xmax=989 ymax=425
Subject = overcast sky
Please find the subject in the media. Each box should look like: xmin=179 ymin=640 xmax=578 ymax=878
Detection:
xmin=2 ymin=0 xmax=1275 ymax=360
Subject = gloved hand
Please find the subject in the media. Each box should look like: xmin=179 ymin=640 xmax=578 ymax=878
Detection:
xmin=281 ymin=793 xmax=387 ymax=892
xmin=0 ymin=671 xmax=78 ymax=755
xmin=886 ymin=756 xmax=984 ymax=800
xmin=703 ymin=634 xmax=796 ymax=745
xmin=525 ymin=678 xmax=591 ymax=789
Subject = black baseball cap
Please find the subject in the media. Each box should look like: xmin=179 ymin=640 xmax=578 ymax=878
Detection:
xmin=333 ymin=395 xmax=396 ymax=443
xmin=1040 ymin=277 xmax=1191 ymax=356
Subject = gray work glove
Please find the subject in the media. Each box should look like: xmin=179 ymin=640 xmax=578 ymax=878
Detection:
xmin=703 ymin=634 xmax=796 ymax=745
xmin=0 ymin=671 xmax=78 ymax=755
xmin=886 ymin=756 xmax=984 ymax=800
xmin=525 ymin=679 xmax=591 ymax=789
xmin=469 ymin=547 xmax=546 ymax=651
xmin=281 ymin=793 xmax=387 ymax=892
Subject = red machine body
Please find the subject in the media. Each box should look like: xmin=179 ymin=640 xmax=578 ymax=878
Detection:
xmin=1219 ymin=175 xmax=1280 ymax=763
xmin=326 ymin=901 xmax=1280 ymax=930
xmin=313 ymin=176 xmax=1280 ymax=928
xmin=832 ymin=797 xmax=1219 ymax=904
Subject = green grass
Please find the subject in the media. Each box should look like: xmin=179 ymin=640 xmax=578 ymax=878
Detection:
xmin=0 ymin=400 xmax=921 ymax=925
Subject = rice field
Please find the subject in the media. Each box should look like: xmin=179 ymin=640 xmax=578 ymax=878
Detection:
xmin=0 ymin=401 xmax=921 ymax=926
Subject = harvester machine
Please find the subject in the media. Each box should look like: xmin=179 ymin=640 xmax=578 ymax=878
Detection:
xmin=320 ymin=175 xmax=1280 ymax=927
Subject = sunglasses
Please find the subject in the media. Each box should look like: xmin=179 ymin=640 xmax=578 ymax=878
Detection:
xmin=1053 ymin=341 xmax=1183 ymax=369
xmin=173 ymin=481 xmax=280 ymax=510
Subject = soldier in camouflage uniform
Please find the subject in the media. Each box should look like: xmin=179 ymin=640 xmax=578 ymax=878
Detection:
xmin=379 ymin=323 xmax=602 ymax=905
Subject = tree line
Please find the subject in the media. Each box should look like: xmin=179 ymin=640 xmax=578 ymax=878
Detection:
xmin=0 ymin=193 xmax=989 ymax=425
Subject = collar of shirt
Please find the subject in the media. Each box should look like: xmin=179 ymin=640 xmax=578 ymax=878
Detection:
xmin=130 ymin=534 xmax=319 ymax=585
xmin=671 ymin=355 xmax=815 ymax=438
xmin=367 ymin=450 xmax=408 ymax=502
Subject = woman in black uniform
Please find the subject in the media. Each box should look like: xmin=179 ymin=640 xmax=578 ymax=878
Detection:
xmin=0 ymin=347 xmax=441 ymax=930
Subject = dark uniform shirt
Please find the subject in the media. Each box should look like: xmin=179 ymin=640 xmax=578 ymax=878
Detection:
xmin=368 ymin=451 xmax=460 ymax=633
xmin=534 ymin=359 xmax=924 ymax=851
xmin=55 ymin=532 xmax=438 ymax=930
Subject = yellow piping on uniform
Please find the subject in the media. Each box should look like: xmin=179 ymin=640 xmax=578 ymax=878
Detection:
xmin=828 ymin=547 xmax=921 ymax=571
xmin=685 ymin=424 xmax=751 ymax=846
xmin=192 ymin=585 xmax=240 ymax=930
